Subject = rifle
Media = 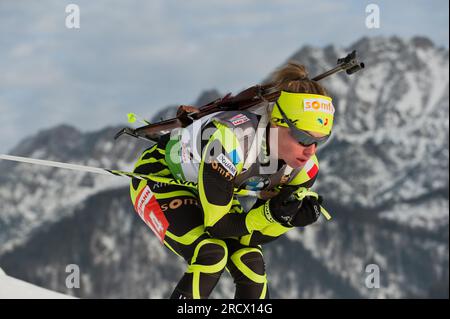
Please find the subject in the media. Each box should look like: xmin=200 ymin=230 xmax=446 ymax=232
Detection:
xmin=115 ymin=50 xmax=364 ymax=142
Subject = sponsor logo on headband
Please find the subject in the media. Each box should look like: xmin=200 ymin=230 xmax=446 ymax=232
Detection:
xmin=304 ymin=98 xmax=335 ymax=114
xmin=272 ymin=117 xmax=299 ymax=125
xmin=317 ymin=118 xmax=329 ymax=126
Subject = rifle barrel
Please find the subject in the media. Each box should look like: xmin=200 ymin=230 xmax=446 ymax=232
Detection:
xmin=120 ymin=51 xmax=364 ymax=142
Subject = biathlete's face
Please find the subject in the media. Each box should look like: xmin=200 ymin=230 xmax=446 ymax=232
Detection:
xmin=270 ymin=125 xmax=326 ymax=169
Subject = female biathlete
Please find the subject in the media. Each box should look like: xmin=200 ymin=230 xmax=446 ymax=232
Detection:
xmin=130 ymin=63 xmax=335 ymax=299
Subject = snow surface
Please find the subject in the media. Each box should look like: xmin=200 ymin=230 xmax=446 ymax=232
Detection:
xmin=0 ymin=268 xmax=75 ymax=299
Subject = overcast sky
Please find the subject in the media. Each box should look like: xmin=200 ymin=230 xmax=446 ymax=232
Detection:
xmin=0 ymin=0 xmax=448 ymax=153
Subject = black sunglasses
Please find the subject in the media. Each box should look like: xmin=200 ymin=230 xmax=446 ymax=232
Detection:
xmin=276 ymin=102 xmax=330 ymax=147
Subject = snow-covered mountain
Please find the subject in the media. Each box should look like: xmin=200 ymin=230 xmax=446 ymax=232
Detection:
xmin=0 ymin=36 xmax=448 ymax=298
xmin=314 ymin=36 xmax=449 ymax=229
xmin=0 ymin=125 xmax=150 ymax=256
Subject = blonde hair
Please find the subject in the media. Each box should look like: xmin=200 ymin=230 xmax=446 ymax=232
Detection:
xmin=269 ymin=62 xmax=328 ymax=96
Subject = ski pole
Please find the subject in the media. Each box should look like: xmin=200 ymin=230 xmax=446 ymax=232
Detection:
xmin=0 ymin=154 xmax=331 ymax=220
xmin=0 ymin=154 xmax=258 ymax=197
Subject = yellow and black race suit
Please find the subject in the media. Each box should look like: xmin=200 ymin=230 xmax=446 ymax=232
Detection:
xmin=129 ymin=108 xmax=319 ymax=299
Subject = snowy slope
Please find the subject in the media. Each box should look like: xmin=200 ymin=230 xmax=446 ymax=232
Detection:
xmin=0 ymin=268 xmax=75 ymax=299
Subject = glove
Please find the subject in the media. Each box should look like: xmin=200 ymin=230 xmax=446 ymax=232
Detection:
xmin=245 ymin=187 xmax=324 ymax=232
xmin=266 ymin=187 xmax=323 ymax=227
xmin=264 ymin=186 xmax=302 ymax=225
xmin=288 ymin=195 xmax=323 ymax=227
xmin=245 ymin=186 xmax=299 ymax=232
